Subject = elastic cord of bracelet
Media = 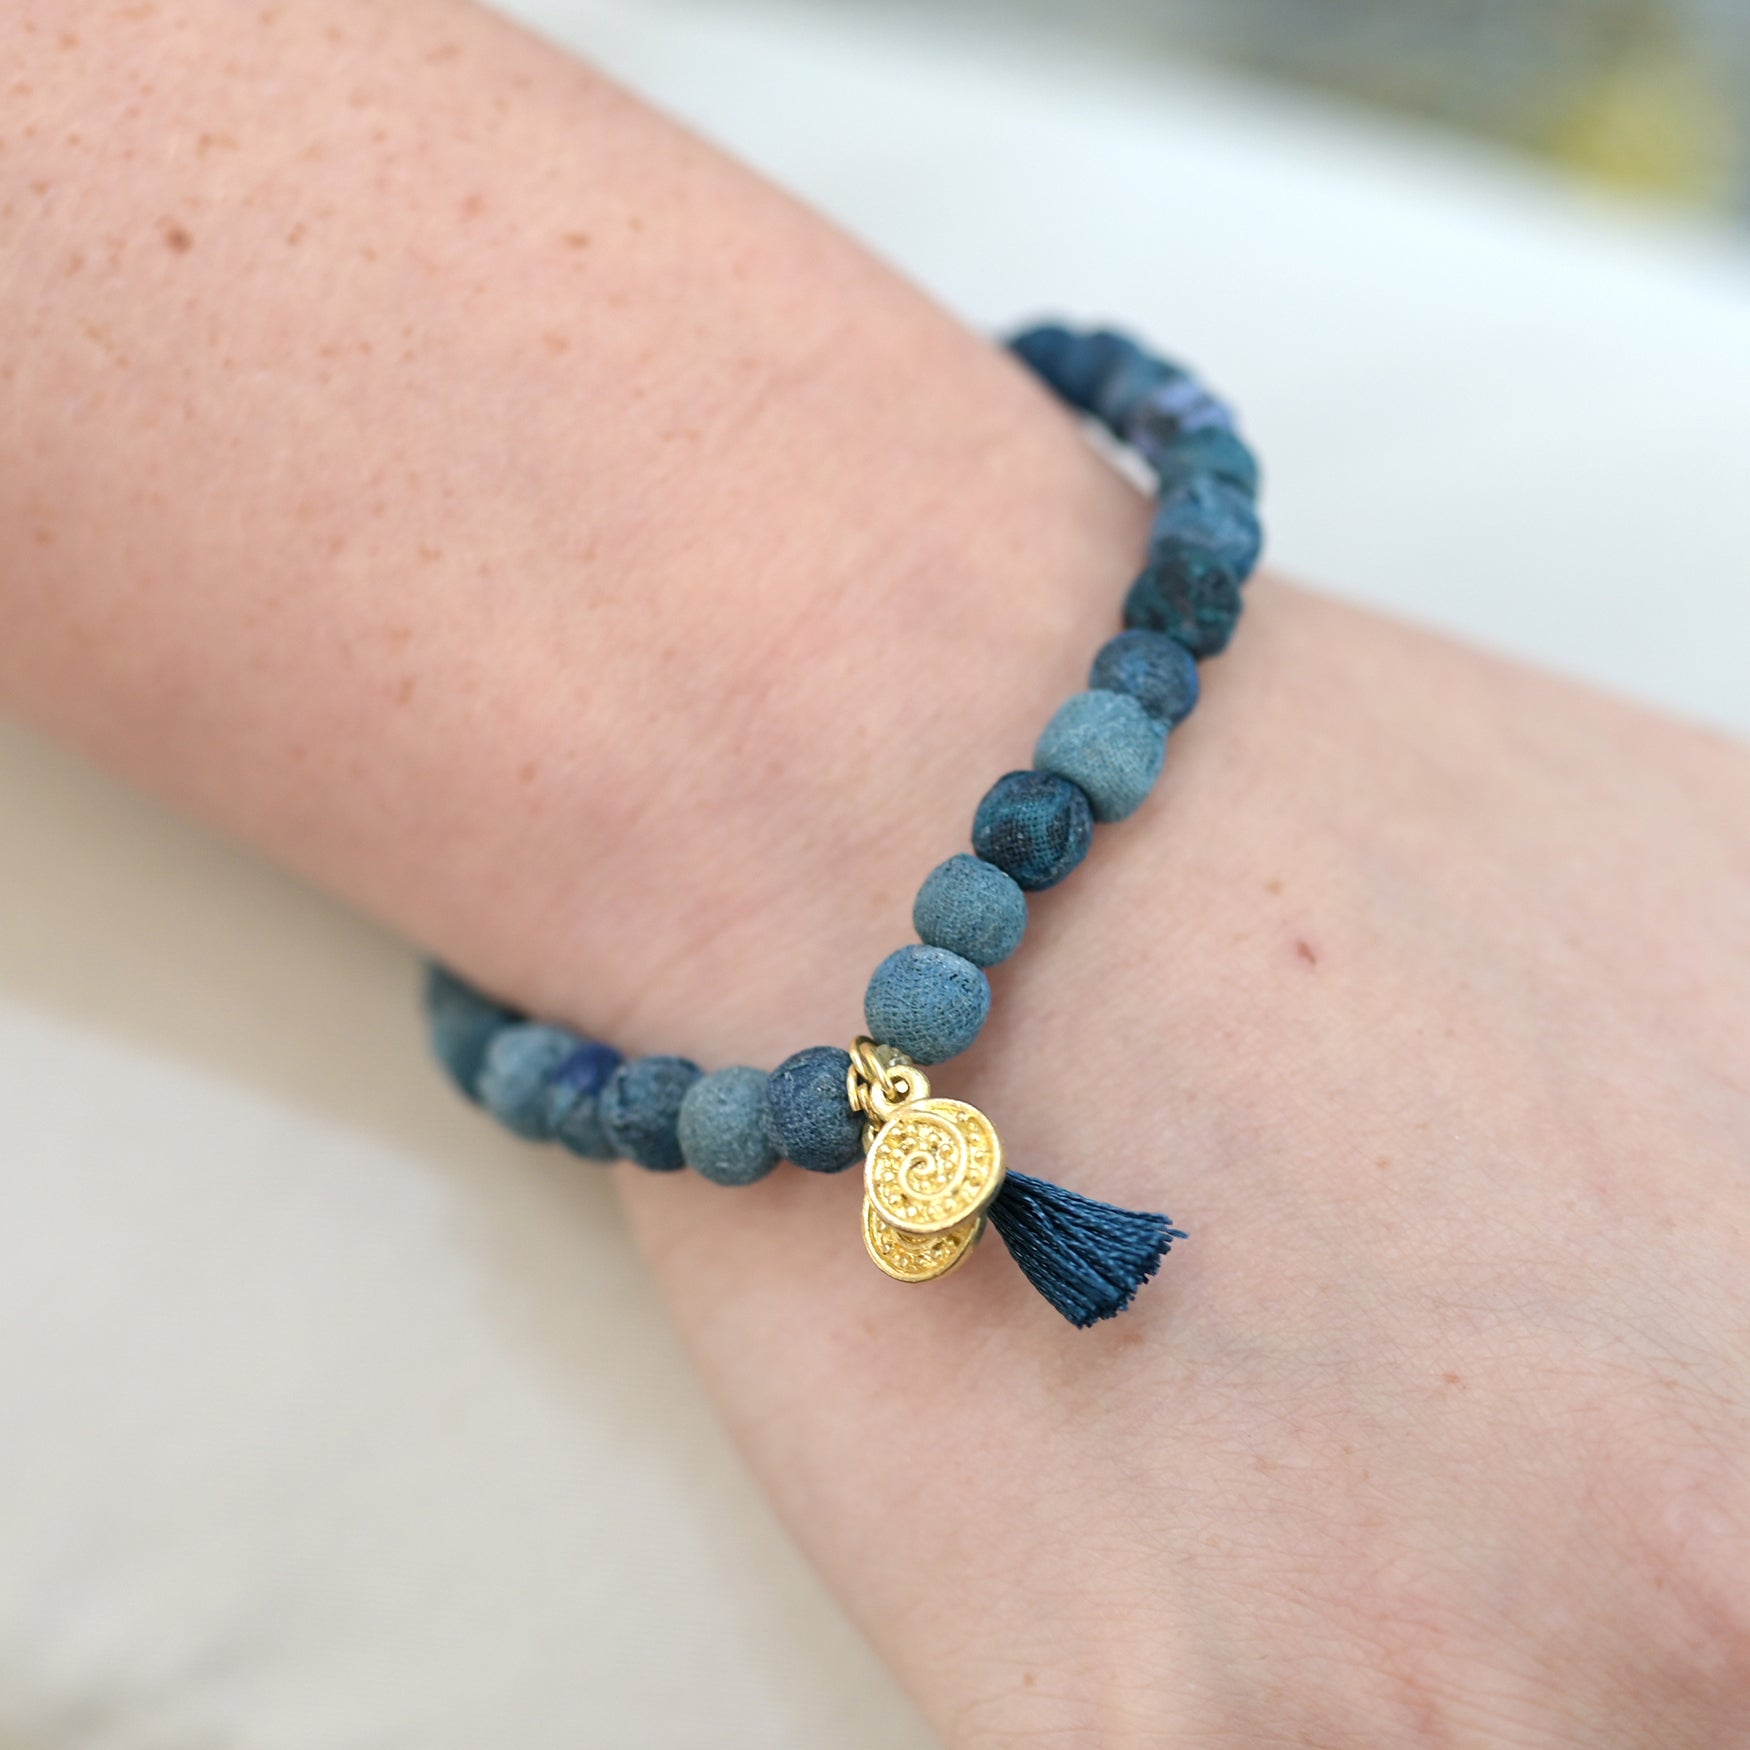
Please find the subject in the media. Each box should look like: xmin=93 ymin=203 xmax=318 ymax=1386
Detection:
xmin=424 ymin=321 xmax=1263 ymax=1326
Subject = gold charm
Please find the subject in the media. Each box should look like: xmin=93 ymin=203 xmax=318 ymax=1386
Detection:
xmin=862 ymin=1201 xmax=982 ymax=1282
xmin=847 ymin=1036 xmax=1005 ymax=1284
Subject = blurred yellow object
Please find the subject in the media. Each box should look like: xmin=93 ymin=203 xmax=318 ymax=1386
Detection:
xmin=1550 ymin=44 xmax=1735 ymax=204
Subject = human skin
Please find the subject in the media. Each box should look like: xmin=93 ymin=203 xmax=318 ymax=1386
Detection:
xmin=2 ymin=2 xmax=1748 ymax=1744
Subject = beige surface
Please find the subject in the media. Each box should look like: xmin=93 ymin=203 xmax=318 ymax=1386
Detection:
xmin=1 ymin=2 xmax=1746 ymax=1745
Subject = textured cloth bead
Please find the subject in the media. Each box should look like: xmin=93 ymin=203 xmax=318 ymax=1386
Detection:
xmin=424 ymin=965 xmax=517 ymax=1102
xmin=1034 ymin=690 xmax=1167 ymax=824
xmin=1124 ymin=479 xmax=1263 ymax=656
xmin=546 ymin=1040 xmax=624 ymax=1160
xmin=1122 ymin=373 xmax=1235 ymax=446
xmin=865 ymin=944 xmax=992 ymax=1066
xmin=1009 ymin=323 xmax=1134 ymax=415
xmin=601 ymin=1054 xmax=702 ymax=1172
xmin=765 ymin=1045 xmax=865 ymax=1173
xmin=971 ymin=769 xmax=1094 ymax=891
xmin=912 ymin=853 xmax=1028 ymax=968
xmin=679 ymin=1066 xmax=780 ymax=1186
xmin=1089 ymin=628 xmax=1201 ymax=726
xmin=1150 ymin=476 xmax=1262 ymax=577
xmin=1140 ymin=426 xmax=1260 ymax=499
xmin=476 ymin=1022 xmax=580 ymax=1140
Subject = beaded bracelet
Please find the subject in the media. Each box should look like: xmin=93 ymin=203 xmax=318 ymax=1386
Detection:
xmin=425 ymin=321 xmax=1263 ymax=1326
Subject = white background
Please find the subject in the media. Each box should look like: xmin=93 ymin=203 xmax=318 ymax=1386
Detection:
xmin=1 ymin=3 xmax=1745 ymax=1745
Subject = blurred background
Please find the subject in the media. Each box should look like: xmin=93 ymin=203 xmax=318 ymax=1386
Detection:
xmin=835 ymin=0 xmax=1750 ymax=215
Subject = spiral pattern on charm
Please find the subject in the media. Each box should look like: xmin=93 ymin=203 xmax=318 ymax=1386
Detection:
xmin=865 ymin=1097 xmax=1004 ymax=1234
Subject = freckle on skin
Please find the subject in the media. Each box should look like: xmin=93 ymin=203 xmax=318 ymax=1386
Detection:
xmin=162 ymin=221 xmax=194 ymax=252
xmin=394 ymin=676 xmax=416 ymax=705
xmin=519 ymin=761 xmax=538 ymax=784
xmin=1295 ymin=938 xmax=1319 ymax=967
xmin=1265 ymin=877 xmax=1283 ymax=895
xmin=542 ymin=332 xmax=569 ymax=355
xmin=562 ymin=231 xmax=590 ymax=249
xmin=1444 ymin=1373 xmax=1464 ymax=1388
xmin=460 ymin=192 xmax=485 ymax=219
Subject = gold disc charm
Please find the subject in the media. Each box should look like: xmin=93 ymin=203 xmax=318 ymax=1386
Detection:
xmin=862 ymin=1199 xmax=982 ymax=1283
xmin=846 ymin=1035 xmax=1005 ymax=1284
xmin=864 ymin=1096 xmax=1005 ymax=1234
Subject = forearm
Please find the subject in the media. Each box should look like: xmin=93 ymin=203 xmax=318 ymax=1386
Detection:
xmin=0 ymin=0 xmax=1145 ymax=1057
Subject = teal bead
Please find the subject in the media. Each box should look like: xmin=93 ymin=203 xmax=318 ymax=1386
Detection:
xmin=1034 ymin=690 xmax=1167 ymax=824
xmin=1143 ymin=428 xmax=1260 ymax=499
xmin=679 ymin=1066 xmax=780 ymax=1186
xmin=477 ymin=1022 xmax=580 ymax=1140
xmin=913 ymin=853 xmax=1028 ymax=968
xmin=865 ymin=943 xmax=991 ymax=1066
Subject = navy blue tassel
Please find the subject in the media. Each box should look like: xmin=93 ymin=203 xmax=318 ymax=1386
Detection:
xmin=987 ymin=1169 xmax=1184 ymax=1327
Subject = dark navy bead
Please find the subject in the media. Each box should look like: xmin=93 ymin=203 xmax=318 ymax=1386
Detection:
xmin=601 ymin=1054 xmax=702 ymax=1172
xmin=547 ymin=1040 xmax=624 ymax=1160
xmin=1124 ymin=561 xmax=1242 ymax=657
xmin=1089 ymin=628 xmax=1201 ymax=726
xmin=1008 ymin=323 xmax=1078 ymax=390
xmin=1141 ymin=427 xmax=1260 ymax=500
xmin=1034 ymin=690 xmax=1167 ymax=824
xmin=679 ymin=1066 xmax=780 ymax=1186
xmin=971 ymin=770 xmax=1095 ymax=891
xmin=765 ymin=1045 xmax=865 ymax=1174
xmin=477 ymin=1022 xmax=579 ymax=1140
xmin=1151 ymin=477 xmax=1263 ymax=577
xmin=1009 ymin=324 xmax=1133 ymax=416
xmin=1124 ymin=479 xmax=1263 ymax=657
xmin=912 ymin=853 xmax=1028 ymax=968
xmin=424 ymin=965 xmax=519 ymax=1102
xmin=865 ymin=944 xmax=991 ymax=1066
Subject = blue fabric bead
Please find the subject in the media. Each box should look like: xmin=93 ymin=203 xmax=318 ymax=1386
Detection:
xmin=1124 ymin=562 xmax=1241 ymax=658
xmin=546 ymin=1040 xmax=624 ymax=1160
xmin=1033 ymin=690 xmax=1167 ymax=824
xmin=1009 ymin=324 xmax=1133 ymax=415
xmin=1089 ymin=628 xmax=1201 ymax=726
xmin=1090 ymin=345 xmax=1180 ymax=433
xmin=912 ymin=853 xmax=1028 ymax=969
xmin=678 ymin=1066 xmax=779 ymax=1186
xmin=1151 ymin=476 xmax=1263 ymax=577
xmin=1140 ymin=427 xmax=1260 ymax=499
xmin=476 ymin=1022 xmax=580 ymax=1140
xmin=1124 ymin=479 xmax=1263 ymax=656
xmin=865 ymin=944 xmax=991 ymax=1066
xmin=601 ymin=1055 xmax=702 ymax=1172
xmin=1122 ymin=372 xmax=1236 ymax=447
xmin=971 ymin=769 xmax=1094 ymax=891
xmin=424 ymin=965 xmax=518 ymax=1102
xmin=765 ymin=1046 xmax=865 ymax=1174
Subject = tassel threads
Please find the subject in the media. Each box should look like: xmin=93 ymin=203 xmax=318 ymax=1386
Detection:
xmin=987 ymin=1169 xmax=1185 ymax=1327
